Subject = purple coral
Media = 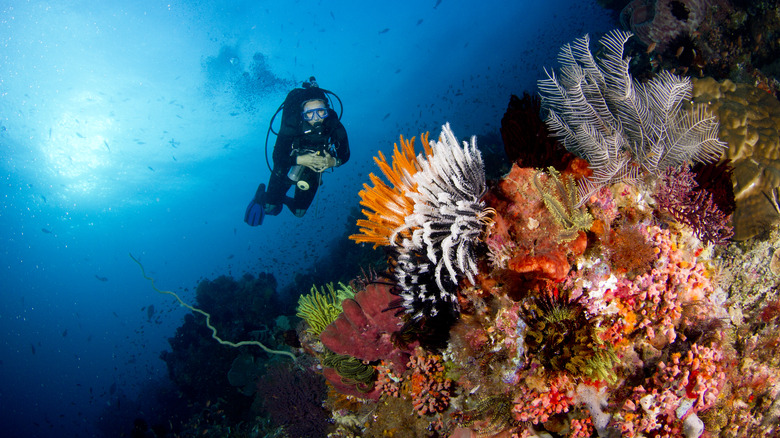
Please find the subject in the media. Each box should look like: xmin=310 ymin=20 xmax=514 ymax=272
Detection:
xmin=655 ymin=166 xmax=733 ymax=245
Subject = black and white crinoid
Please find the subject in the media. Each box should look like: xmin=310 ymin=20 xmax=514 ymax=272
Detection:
xmin=390 ymin=123 xmax=492 ymax=324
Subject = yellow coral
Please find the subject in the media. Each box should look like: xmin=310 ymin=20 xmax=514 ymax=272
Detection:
xmin=349 ymin=133 xmax=431 ymax=248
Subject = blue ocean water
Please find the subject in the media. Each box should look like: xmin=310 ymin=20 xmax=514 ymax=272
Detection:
xmin=0 ymin=1 xmax=614 ymax=436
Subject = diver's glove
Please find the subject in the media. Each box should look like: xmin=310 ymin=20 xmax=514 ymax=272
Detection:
xmin=296 ymin=152 xmax=328 ymax=172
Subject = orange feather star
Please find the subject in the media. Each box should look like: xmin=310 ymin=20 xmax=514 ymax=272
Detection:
xmin=350 ymin=132 xmax=431 ymax=248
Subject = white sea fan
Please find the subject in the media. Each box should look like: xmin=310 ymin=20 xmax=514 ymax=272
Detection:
xmin=538 ymin=29 xmax=727 ymax=204
xmin=392 ymin=123 xmax=489 ymax=320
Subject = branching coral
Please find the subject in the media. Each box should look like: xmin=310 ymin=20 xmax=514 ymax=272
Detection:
xmin=654 ymin=166 xmax=734 ymax=245
xmin=538 ymin=29 xmax=727 ymax=204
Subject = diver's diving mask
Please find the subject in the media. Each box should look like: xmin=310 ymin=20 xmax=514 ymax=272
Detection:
xmin=302 ymin=107 xmax=328 ymax=122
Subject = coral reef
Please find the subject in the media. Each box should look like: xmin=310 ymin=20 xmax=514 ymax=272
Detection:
xmin=144 ymin=22 xmax=780 ymax=438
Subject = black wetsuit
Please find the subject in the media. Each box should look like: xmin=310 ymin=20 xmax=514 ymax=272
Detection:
xmin=265 ymin=104 xmax=349 ymax=216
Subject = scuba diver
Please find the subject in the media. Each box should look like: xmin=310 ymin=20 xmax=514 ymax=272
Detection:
xmin=244 ymin=77 xmax=350 ymax=226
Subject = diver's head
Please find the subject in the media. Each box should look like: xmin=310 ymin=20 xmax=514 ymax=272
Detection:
xmin=301 ymin=99 xmax=328 ymax=126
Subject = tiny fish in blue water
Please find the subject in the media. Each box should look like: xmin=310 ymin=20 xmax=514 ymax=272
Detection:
xmin=148 ymin=166 xmax=154 ymax=171
xmin=95 ymin=275 xmax=108 ymax=282
xmin=103 ymin=140 xmax=110 ymax=152
xmin=76 ymin=132 xmax=85 ymax=138
xmin=62 ymin=329 xmax=68 ymax=337
xmin=434 ymin=0 xmax=443 ymax=8
xmin=378 ymin=28 xmax=389 ymax=34
xmin=41 ymin=228 xmax=52 ymax=234
xmin=382 ymin=113 xmax=390 ymax=121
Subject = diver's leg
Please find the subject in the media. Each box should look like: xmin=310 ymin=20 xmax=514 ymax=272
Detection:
xmin=288 ymin=173 xmax=321 ymax=217
xmin=264 ymin=168 xmax=290 ymax=216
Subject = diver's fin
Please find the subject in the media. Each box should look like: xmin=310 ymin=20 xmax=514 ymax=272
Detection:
xmin=244 ymin=183 xmax=266 ymax=226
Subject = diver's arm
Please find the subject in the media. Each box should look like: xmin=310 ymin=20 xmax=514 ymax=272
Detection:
xmin=271 ymin=134 xmax=296 ymax=168
xmin=330 ymin=122 xmax=350 ymax=167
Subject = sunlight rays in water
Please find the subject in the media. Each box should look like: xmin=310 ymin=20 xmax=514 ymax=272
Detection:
xmin=45 ymin=91 xmax=118 ymax=196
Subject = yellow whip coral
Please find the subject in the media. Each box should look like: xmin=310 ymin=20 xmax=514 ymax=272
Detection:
xmin=349 ymin=132 xmax=430 ymax=248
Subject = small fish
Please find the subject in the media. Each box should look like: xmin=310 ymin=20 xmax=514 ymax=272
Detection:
xmin=41 ymin=195 xmax=47 ymax=203
xmin=147 ymin=305 xmax=155 ymax=322
xmin=48 ymin=127 xmax=52 ymax=139
xmin=169 ymin=139 xmax=178 ymax=148
xmin=229 ymin=112 xmax=239 ymax=116
xmin=646 ymin=42 xmax=657 ymax=53
xmin=76 ymin=132 xmax=85 ymax=138
xmin=330 ymin=11 xmax=335 ymax=20
xmin=62 ymin=329 xmax=68 ymax=337
xmin=416 ymin=19 xmax=423 ymax=25
xmin=147 ymin=166 xmax=154 ymax=171
xmin=103 ymin=140 xmax=110 ymax=152
xmin=378 ymin=28 xmax=390 ymax=34
xmin=41 ymin=228 xmax=52 ymax=234
xmin=434 ymin=0 xmax=442 ymax=8
xmin=227 ymin=254 xmax=234 ymax=259
xmin=172 ymin=155 xmax=177 ymax=161
xmin=95 ymin=275 xmax=108 ymax=282
xmin=382 ymin=113 xmax=390 ymax=121
xmin=31 ymin=344 xmax=36 ymax=355
xmin=136 ymin=141 xmax=146 ymax=145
